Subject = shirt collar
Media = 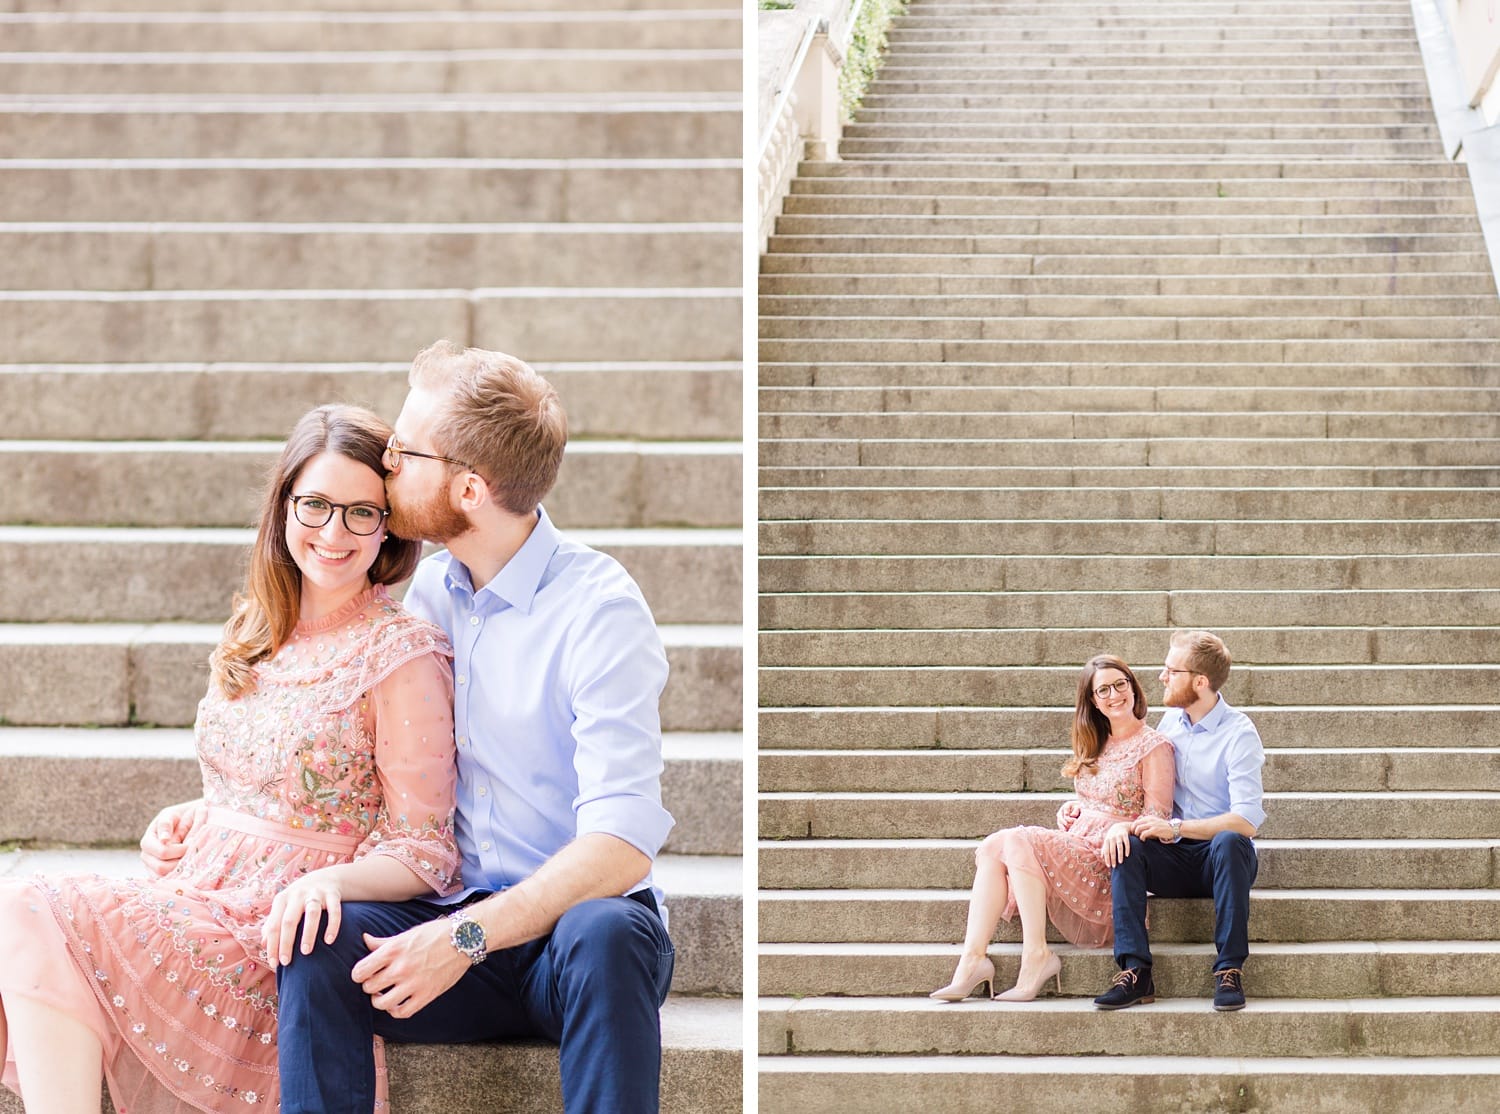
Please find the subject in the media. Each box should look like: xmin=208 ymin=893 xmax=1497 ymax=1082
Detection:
xmin=1164 ymin=693 xmax=1232 ymax=733
xmin=440 ymin=506 xmax=560 ymax=616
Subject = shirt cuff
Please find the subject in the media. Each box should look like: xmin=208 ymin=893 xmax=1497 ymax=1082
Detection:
xmin=1231 ymin=802 xmax=1267 ymax=830
xmin=576 ymin=796 xmax=675 ymax=861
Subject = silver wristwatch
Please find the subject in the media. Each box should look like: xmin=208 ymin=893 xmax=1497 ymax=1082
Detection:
xmin=1168 ymin=818 xmax=1183 ymax=843
xmin=448 ymin=910 xmax=488 ymax=966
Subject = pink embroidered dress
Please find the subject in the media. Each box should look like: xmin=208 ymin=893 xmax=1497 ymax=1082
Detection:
xmin=0 ymin=586 xmax=461 ymax=1112
xmin=999 ymin=724 xmax=1175 ymax=948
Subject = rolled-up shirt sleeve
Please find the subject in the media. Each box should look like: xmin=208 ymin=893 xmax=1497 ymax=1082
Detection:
xmin=1226 ymin=721 xmax=1268 ymax=831
xmin=566 ymin=595 xmax=675 ymax=859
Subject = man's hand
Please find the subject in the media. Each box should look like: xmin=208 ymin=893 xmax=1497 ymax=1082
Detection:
xmin=140 ymin=799 xmax=207 ymax=876
xmin=1132 ymin=815 xmax=1175 ymax=843
xmin=353 ymin=919 xmax=470 ymax=1019
xmin=1101 ymin=821 xmax=1134 ymax=867
xmin=1057 ymin=801 xmax=1081 ymax=831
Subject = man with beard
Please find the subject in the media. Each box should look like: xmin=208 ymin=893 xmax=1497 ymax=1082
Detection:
xmin=1091 ymin=629 xmax=1265 ymax=1013
xmin=272 ymin=341 xmax=676 ymax=1112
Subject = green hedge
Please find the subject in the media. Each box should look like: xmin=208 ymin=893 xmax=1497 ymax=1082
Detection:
xmin=838 ymin=0 xmax=908 ymax=122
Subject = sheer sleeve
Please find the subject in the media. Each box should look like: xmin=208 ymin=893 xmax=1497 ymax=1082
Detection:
xmin=1140 ymin=741 xmax=1176 ymax=820
xmin=355 ymin=649 xmax=461 ymax=896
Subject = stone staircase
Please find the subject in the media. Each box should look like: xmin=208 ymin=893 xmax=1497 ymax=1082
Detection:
xmin=0 ymin=0 xmax=741 ymax=1108
xmin=757 ymin=0 xmax=1500 ymax=1108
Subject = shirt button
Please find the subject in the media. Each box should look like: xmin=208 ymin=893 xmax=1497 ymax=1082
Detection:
xmin=478 ymin=787 xmax=487 ymax=796
xmin=458 ymin=736 xmax=467 ymax=746
xmin=470 ymin=616 xmax=480 ymax=626
xmin=456 ymin=675 xmax=467 ymax=685
xmin=480 ymin=841 xmax=491 ymax=851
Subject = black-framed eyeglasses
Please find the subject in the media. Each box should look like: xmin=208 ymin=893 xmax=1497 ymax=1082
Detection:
xmin=1162 ymin=668 xmax=1200 ymax=678
xmin=1093 ymin=679 xmax=1132 ymax=699
xmin=289 ymin=494 xmax=389 ymax=536
xmin=384 ymin=434 xmax=470 ymax=474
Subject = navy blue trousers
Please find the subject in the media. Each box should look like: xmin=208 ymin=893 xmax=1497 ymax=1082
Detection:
xmin=1110 ymin=832 xmax=1258 ymax=973
xmin=276 ymin=891 xmax=674 ymax=1114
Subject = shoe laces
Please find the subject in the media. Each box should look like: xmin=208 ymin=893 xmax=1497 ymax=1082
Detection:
xmin=1215 ymin=968 xmax=1243 ymax=990
xmin=1112 ymin=968 xmax=1141 ymax=988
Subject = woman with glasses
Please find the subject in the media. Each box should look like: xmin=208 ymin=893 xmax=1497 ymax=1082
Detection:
xmin=931 ymin=655 xmax=1174 ymax=1003
xmin=0 ymin=404 xmax=460 ymax=1113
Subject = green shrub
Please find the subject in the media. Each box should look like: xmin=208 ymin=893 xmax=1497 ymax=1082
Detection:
xmin=839 ymin=0 xmax=908 ymax=122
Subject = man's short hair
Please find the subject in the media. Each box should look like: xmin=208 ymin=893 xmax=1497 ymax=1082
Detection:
xmin=1170 ymin=629 xmax=1232 ymax=692
xmin=409 ymin=340 xmax=567 ymax=516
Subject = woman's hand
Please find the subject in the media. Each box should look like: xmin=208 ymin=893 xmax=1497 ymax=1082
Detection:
xmin=263 ymin=869 xmax=347 ymax=969
xmin=1056 ymin=801 xmax=1082 ymax=831
xmin=139 ymin=799 xmax=207 ymax=876
xmin=1101 ymin=822 xmax=1134 ymax=868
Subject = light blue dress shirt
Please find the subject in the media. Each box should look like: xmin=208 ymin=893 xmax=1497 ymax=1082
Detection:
xmin=403 ymin=506 xmax=674 ymax=908
xmin=1156 ymin=694 xmax=1267 ymax=831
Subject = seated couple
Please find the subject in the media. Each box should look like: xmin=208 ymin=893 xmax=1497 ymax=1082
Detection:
xmin=0 ymin=342 xmax=674 ymax=1113
xmin=931 ymin=635 xmax=1266 ymax=1011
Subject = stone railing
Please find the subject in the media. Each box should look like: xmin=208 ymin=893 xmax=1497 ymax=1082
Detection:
xmin=756 ymin=0 xmax=863 ymax=252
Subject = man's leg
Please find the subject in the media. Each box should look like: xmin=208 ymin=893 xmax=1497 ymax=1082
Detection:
xmin=1109 ymin=835 xmax=1156 ymax=971
xmin=1202 ymin=830 xmax=1258 ymax=971
xmin=516 ymin=894 xmax=674 ymax=1114
xmin=278 ymin=899 xmax=538 ymax=1114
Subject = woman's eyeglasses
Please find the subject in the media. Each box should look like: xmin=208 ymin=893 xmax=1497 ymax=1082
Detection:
xmin=289 ymin=494 xmax=388 ymax=536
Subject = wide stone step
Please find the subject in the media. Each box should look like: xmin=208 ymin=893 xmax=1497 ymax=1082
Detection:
xmin=833 ymin=139 xmax=1439 ymax=160
xmin=759 ymin=997 xmax=1500 ymax=1058
xmin=760 ymin=250 xmax=1492 ymax=276
xmin=758 ymin=1055 xmax=1500 ymax=1114
xmin=758 ymin=791 xmax=1500 ymax=840
xmin=0 ymin=100 xmax=740 ymax=159
xmin=0 ymin=361 xmax=740 ymax=441
xmin=780 ymin=192 xmax=1477 ymax=216
xmin=791 ymin=159 xmax=1469 ymax=181
xmin=758 ymin=589 xmax=1500 ymax=632
xmin=0 ymin=527 xmax=742 ymax=624
xmin=758 ymin=838 xmax=1500 ymax=890
xmin=0 ymin=50 xmax=740 ymax=95
xmin=0 ymin=290 xmax=741 ymax=363
xmin=760 ymin=365 xmax=1500 ymax=390
xmin=759 ymin=889 xmax=1500 ymax=944
xmin=758 ymin=338 xmax=1500 ymax=364
xmin=760 ymin=464 xmax=1500 ymax=489
xmin=757 ymin=486 xmax=1500 ymax=521
xmin=758 ymin=554 xmax=1500 ymax=593
xmin=0 ymin=11 xmax=741 ymax=51
xmin=0 ymin=731 xmax=741 ymax=851
xmin=0 ymin=159 xmax=741 ymax=223
xmin=0 ymin=0 xmax=740 ymax=9
xmin=765 ymin=233 xmax=1490 ymax=260
xmin=760 ymin=939 xmax=1500 ymax=999
xmin=0 ymin=622 xmax=741 ymax=731
xmin=0 ymin=441 xmax=740 ymax=528
xmin=772 ymin=212 xmax=1480 ymax=238
xmin=759 ymin=272 xmax=1498 ymax=297
xmin=758 ymin=705 xmax=1500 ymax=751
xmin=759 ymin=293 xmax=1500 ymax=319
xmin=758 ymin=625 xmax=1500 ymax=668
xmin=787 ymin=174 xmax=1472 ymax=199
xmin=0 ymin=223 xmax=740 ymax=290
xmin=0 ymin=845 xmax=740 ymax=992
xmin=758 ymin=518 xmax=1500 ymax=556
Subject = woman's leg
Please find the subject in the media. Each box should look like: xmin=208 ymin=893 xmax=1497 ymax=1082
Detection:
xmin=6 ymin=994 xmax=102 ymax=1114
xmin=932 ymin=831 xmax=1011 ymax=997
xmin=994 ymin=831 xmax=1061 ymax=1000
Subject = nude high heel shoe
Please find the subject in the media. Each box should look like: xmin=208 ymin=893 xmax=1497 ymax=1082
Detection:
xmin=995 ymin=952 xmax=1062 ymax=1002
xmin=929 ymin=955 xmax=995 ymax=1001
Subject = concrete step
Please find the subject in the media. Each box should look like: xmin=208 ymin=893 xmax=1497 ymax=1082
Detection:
xmin=760 ymin=997 xmax=1500 ymax=1057
xmin=0 ymin=0 xmax=742 ymax=9
xmin=0 ymin=844 xmax=740 ymax=993
xmin=0 ymin=362 xmax=741 ymax=441
xmin=831 ymin=139 xmax=1441 ymax=159
xmin=0 ymin=733 xmax=741 ymax=862
xmin=759 ymin=272 xmax=1499 ymax=297
xmin=761 ymin=465 xmax=1500 ymax=489
xmin=758 ymin=554 xmax=1500 ymax=593
xmin=0 ymin=223 xmax=739 ymax=290
xmin=762 ymin=593 xmax=1500 ymax=635
xmin=759 ymin=889 xmax=1500 ymax=944
xmin=0 ymin=527 xmax=742 ymax=624
xmin=764 ymin=234 xmax=1492 ymax=262
xmin=757 ymin=705 xmax=1500 ymax=751
xmin=0 ymin=289 xmax=741 ymax=363
xmin=0 ymin=441 xmax=741 ymax=528
xmin=760 ymin=251 xmax=1493 ymax=276
xmin=759 ymin=364 xmax=1500 ymax=389
xmin=758 ymin=518 xmax=1500 ymax=557
xmin=758 ymin=625 xmax=1500 ymax=668
xmin=0 ymin=159 xmax=741 ymax=224
xmin=757 ymin=487 xmax=1500 ymax=522
xmin=0 ymin=11 xmax=741 ymax=52
xmin=0 ymin=100 xmax=740 ymax=159
xmin=759 ymin=293 xmax=1500 ymax=319
xmin=780 ymin=192 xmax=1478 ymax=216
xmin=758 ymin=791 xmax=1500 ymax=840
xmin=760 ymin=939 xmax=1500 ymax=998
xmin=791 ymin=159 xmax=1470 ymax=181
xmin=786 ymin=174 xmax=1473 ymax=199
xmin=0 ymin=622 xmax=741 ymax=731
xmin=0 ymin=50 xmax=740 ymax=96
xmin=758 ymin=838 xmax=1500 ymax=890
xmin=757 ymin=1054 xmax=1500 ymax=1114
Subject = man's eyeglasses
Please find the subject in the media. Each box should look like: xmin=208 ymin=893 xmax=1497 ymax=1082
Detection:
xmin=1162 ymin=668 xmax=1200 ymax=678
xmin=384 ymin=435 xmax=470 ymax=474
xmin=1093 ymin=679 xmax=1132 ymax=699
xmin=289 ymin=494 xmax=389 ymax=536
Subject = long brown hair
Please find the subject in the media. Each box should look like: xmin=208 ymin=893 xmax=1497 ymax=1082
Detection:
xmin=209 ymin=405 xmax=423 ymax=698
xmin=1063 ymin=655 xmax=1148 ymax=779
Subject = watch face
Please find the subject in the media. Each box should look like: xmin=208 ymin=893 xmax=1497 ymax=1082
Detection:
xmin=453 ymin=919 xmax=485 ymax=952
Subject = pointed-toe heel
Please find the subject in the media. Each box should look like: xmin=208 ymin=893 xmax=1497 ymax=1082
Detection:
xmin=995 ymin=952 xmax=1063 ymax=1002
xmin=929 ymin=956 xmax=995 ymax=1002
